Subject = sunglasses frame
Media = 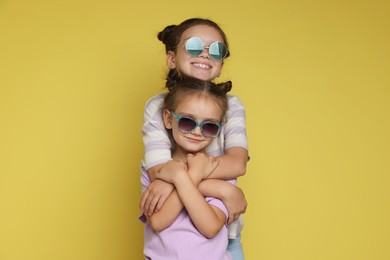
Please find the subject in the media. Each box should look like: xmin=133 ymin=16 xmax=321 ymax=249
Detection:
xmin=170 ymin=111 xmax=222 ymax=138
xmin=184 ymin=36 xmax=229 ymax=61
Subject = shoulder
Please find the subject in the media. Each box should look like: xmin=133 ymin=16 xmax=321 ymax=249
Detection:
xmin=227 ymin=94 xmax=244 ymax=104
xmin=227 ymin=94 xmax=245 ymax=111
xmin=145 ymin=93 xmax=166 ymax=108
xmin=144 ymin=93 xmax=167 ymax=118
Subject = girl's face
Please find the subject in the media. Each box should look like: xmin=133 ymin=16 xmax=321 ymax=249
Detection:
xmin=164 ymin=94 xmax=222 ymax=154
xmin=167 ymin=25 xmax=225 ymax=81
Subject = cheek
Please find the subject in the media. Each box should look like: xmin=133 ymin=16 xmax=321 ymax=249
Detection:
xmin=171 ymin=128 xmax=183 ymax=144
xmin=214 ymin=63 xmax=223 ymax=77
xmin=204 ymin=138 xmax=214 ymax=147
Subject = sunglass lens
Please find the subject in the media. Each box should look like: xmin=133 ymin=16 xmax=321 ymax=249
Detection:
xmin=178 ymin=117 xmax=197 ymax=132
xmin=209 ymin=42 xmax=227 ymax=61
xmin=202 ymin=122 xmax=220 ymax=137
xmin=185 ymin=37 xmax=203 ymax=57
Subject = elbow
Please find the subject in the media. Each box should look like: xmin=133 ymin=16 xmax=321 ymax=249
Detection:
xmin=202 ymin=227 xmax=221 ymax=239
xmin=236 ymin=160 xmax=247 ymax=177
xmin=148 ymin=217 xmax=168 ymax=233
xmin=199 ymin=223 xmax=224 ymax=239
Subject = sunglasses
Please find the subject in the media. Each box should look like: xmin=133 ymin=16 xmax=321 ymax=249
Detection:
xmin=171 ymin=111 xmax=222 ymax=138
xmin=184 ymin=36 xmax=229 ymax=61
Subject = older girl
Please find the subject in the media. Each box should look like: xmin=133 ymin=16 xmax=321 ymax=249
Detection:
xmin=141 ymin=18 xmax=249 ymax=259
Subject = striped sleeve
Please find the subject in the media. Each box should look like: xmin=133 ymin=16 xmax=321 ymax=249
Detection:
xmin=224 ymin=95 xmax=248 ymax=150
xmin=142 ymin=93 xmax=172 ymax=170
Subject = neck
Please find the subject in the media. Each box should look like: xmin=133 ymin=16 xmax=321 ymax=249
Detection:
xmin=172 ymin=146 xmax=205 ymax=163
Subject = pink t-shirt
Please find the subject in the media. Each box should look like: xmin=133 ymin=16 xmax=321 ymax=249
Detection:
xmin=140 ymin=166 xmax=232 ymax=260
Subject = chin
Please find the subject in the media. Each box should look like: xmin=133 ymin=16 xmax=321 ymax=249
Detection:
xmin=195 ymin=75 xmax=211 ymax=81
xmin=190 ymin=72 xmax=213 ymax=81
xmin=181 ymin=145 xmax=206 ymax=154
xmin=183 ymin=148 xmax=202 ymax=154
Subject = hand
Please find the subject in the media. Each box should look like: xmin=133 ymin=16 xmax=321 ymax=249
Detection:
xmin=187 ymin=152 xmax=219 ymax=181
xmin=223 ymin=184 xmax=247 ymax=224
xmin=155 ymin=159 xmax=188 ymax=184
xmin=140 ymin=179 xmax=174 ymax=217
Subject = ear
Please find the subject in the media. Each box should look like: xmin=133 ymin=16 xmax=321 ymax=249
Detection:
xmin=163 ymin=109 xmax=173 ymax=129
xmin=167 ymin=51 xmax=176 ymax=69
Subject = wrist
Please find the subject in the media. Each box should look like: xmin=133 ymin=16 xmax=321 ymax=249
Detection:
xmin=219 ymin=181 xmax=232 ymax=201
xmin=147 ymin=164 xmax=165 ymax=181
xmin=172 ymin=170 xmax=191 ymax=187
xmin=187 ymin=169 xmax=203 ymax=185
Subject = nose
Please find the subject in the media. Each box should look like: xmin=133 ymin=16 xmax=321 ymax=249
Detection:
xmin=198 ymin=47 xmax=211 ymax=59
xmin=191 ymin=125 xmax=203 ymax=136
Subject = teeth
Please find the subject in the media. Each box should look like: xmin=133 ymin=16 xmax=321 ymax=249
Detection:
xmin=193 ymin=63 xmax=210 ymax=69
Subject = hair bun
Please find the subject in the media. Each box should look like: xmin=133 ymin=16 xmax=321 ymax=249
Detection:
xmin=157 ymin=25 xmax=177 ymax=44
xmin=217 ymin=80 xmax=232 ymax=93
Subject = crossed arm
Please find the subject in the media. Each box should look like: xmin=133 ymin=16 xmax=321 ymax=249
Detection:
xmin=146 ymin=153 xmax=230 ymax=238
xmin=140 ymin=147 xmax=248 ymax=227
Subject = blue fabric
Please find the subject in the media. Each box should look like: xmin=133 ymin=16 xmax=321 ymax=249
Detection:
xmin=227 ymin=234 xmax=244 ymax=260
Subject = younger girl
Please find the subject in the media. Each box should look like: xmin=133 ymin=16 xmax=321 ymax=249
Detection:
xmin=140 ymin=77 xmax=234 ymax=259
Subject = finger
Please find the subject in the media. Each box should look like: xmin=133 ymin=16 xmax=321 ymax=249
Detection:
xmin=140 ymin=190 xmax=150 ymax=210
xmin=155 ymin=196 xmax=165 ymax=212
xmin=228 ymin=216 xmax=235 ymax=225
xmin=228 ymin=214 xmax=234 ymax=225
xmin=147 ymin=195 xmax=161 ymax=216
xmin=144 ymin=193 xmax=155 ymax=215
xmin=229 ymin=214 xmax=238 ymax=225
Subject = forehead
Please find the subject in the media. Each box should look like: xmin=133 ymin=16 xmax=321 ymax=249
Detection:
xmin=181 ymin=24 xmax=224 ymax=43
xmin=175 ymin=93 xmax=223 ymax=121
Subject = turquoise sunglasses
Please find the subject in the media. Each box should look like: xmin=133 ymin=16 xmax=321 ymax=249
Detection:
xmin=184 ymin=36 xmax=229 ymax=61
xmin=171 ymin=111 xmax=222 ymax=138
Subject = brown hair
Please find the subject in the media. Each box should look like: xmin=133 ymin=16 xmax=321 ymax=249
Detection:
xmin=164 ymin=77 xmax=232 ymax=119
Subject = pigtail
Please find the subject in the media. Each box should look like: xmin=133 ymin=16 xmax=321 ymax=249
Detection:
xmin=166 ymin=69 xmax=182 ymax=91
xmin=217 ymin=80 xmax=233 ymax=94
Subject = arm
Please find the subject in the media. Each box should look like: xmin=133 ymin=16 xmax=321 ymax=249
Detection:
xmin=198 ymin=179 xmax=247 ymax=224
xmin=198 ymin=96 xmax=249 ymax=222
xmin=147 ymin=153 xmax=221 ymax=236
xmin=149 ymin=154 xmax=225 ymax=238
xmin=207 ymin=147 xmax=248 ymax=179
xmin=200 ymin=148 xmax=248 ymax=224
xmin=140 ymin=95 xmax=176 ymax=215
xmin=146 ymin=188 xmax=184 ymax=232
xmin=144 ymin=160 xmax=187 ymax=232
xmin=140 ymin=164 xmax=175 ymax=216
xmin=148 ymin=174 xmax=225 ymax=238
xmin=140 ymin=152 xmax=215 ymax=217
xmin=142 ymin=150 xmax=248 ymax=220
xmin=205 ymin=95 xmax=249 ymax=180
xmin=144 ymin=157 xmax=245 ymax=227
xmin=142 ymin=95 xmax=172 ymax=171
xmin=173 ymin=173 xmax=226 ymax=238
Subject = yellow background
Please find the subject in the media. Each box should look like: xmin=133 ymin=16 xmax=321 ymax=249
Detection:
xmin=1 ymin=0 xmax=389 ymax=259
